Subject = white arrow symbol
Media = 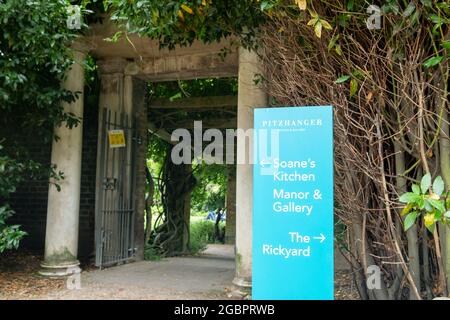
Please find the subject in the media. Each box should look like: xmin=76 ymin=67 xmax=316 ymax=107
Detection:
xmin=260 ymin=159 xmax=271 ymax=168
xmin=313 ymin=233 xmax=326 ymax=243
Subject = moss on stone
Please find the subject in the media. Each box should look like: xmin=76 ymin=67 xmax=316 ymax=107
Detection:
xmin=44 ymin=248 xmax=77 ymax=266
xmin=236 ymin=252 xmax=242 ymax=269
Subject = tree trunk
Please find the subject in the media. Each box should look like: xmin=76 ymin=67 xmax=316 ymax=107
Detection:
xmin=394 ymin=141 xmax=421 ymax=299
xmin=438 ymin=77 xmax=450 ymax=291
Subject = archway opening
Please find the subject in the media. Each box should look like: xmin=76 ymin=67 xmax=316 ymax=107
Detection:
xmin=144 ymin=78 xmax=238 ymax=260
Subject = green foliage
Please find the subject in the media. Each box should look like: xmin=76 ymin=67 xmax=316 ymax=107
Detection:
xmin=144 ymin=245 xmax=162 ymax=261
xmin=189 ymin=219 xmax=224 ymax=254
xmin=0 ymin=0 xmax=82 ymax=252
xmin=334 ymin=75 xmax=350 ymax=84
xmin=0 ymin=0 xmax=79 ymax=134
xmin=106 ymin=0 xmax=266 ymax=49
xmin=149 ymin=78 xmax=238 ymax=100
xmin=262 ymin=0 xmax=449 ymax=99
xmin=191 ymin=163 xmax=227 ymax=213
xmin=400 ymin=174 xmax=449 ymax=233
xmin=0 ymin=205 xmax=27 ymax=253
xmin=0 ymin=145 xmax=32 ymax=252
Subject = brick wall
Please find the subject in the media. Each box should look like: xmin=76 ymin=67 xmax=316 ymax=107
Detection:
xmin=8 ymin=98 xmax=99 ymax=261
xmin=8 ymin=140 xmax=52 ymax=252
xmin=77 ymin=99 xmax=98 ymax=260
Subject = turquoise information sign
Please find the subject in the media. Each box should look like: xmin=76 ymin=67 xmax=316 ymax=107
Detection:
xmin=252 ymin=106 xmax=334 ymax=300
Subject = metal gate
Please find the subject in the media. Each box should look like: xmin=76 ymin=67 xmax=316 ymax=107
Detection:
xmin=95 ymin=107 xmax=137 ymax=268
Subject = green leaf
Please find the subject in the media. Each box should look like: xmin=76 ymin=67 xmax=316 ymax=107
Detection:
xmin=442 ymin=41 xmax=450 ymax=50
xmin=169 ymin=92 xmax=182 ymax=101
xmin=429 ymin=15 xmax=442 ymax=24
xmin=307 ymin=18 xmax=318 ymax=26
xmin=327 ymin=35 xmax=339 ymax=50
xmin=401 ymin=203 xmax=413 ymax=216
xmin=350 ymin=79 xmax=358 ymax=97
xmin=425 ymin=222 xmax=435 ymax=233
xmin=351 ymin=70 xmax=365 ymax=80
xmin=432 ymin=176 xmax=445 ymax=196
xmin=421 ymin=173 xmax=431 ymax=193
xmin=347 ymin=0 xmax=354 ymax=11
xmin=423 ymin=56 xmax=444 ymax=68
xmin=260 ymin=1 xmax=273 ymax=11
xmin=335 ymin=75 xmax=350 ymax=84
xmin=321 ymin=19 xmax=333 ymax=30
xmin=428 ymin=199 xmax=445 ymax=213
xmin=420 ymin=0 xmax=432 ymax=7
xmin=314 ymin=21 xmax=323 ymax=38
xmin=309 ymin=10 xmax=318 ymax=18
xmin=402 ymin=3 xmax=416 ymax=17
xmin=444 ymin=211 xmax=450 ymax=219
xmin=424 ymin=199 xmax=433 ymax=212
xmin=382 ymin=3 xmax=400 ymax=15
xmin=412 ymin=184 xmax=421 ymax=195
xmin=399 ymin=192 xmax=420 ymax=204
xmin=404 ymin=211 xmax=418 ymax=231
xmin=418 ymin=198 xmax=426 ymax=209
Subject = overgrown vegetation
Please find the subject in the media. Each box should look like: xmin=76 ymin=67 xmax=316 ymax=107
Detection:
xmin=110 ymin=0 xmax=450 ymax=300
xmin=191 ymin=163 xmax=226 ymax=213
xmin=0 ymin=0 xmax=80 ymax=253
xmin=190 ymin=220 xmax=225 ymax=254
xmin=256 ymin=0 xmax=449 ymax=299
xmin=106 ymin=0 xmax=265 ymax=48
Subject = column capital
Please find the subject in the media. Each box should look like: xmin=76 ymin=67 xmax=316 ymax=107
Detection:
xmin=97 ymin=57 xmax=129 ymax=75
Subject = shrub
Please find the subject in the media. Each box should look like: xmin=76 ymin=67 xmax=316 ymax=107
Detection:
xmin=189 ymin=220 xmax=225 ymax=254
xmin=144 ymin=245 xmax=162 ymax=261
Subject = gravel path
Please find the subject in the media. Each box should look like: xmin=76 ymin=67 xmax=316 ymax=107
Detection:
xmin=1 ymin=244 xmax=359 ymax=300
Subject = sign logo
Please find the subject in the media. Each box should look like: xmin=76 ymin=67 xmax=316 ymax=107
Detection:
xmin=252 ymin=106 xmax=334 ymax=300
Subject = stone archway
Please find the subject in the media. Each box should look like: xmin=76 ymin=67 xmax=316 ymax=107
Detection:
xmin=40 ymin=19 xmax=267 ymax=290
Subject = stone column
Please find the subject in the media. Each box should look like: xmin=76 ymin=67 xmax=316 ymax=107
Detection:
xmin=40 ymin=44 xmax=88 ymax=277
xmin=97 ymin=58 xmax=127 ymax=112
xmin=233 ymin=48 xmax=268 ymax=288
xmin=225 ymin=166 xmax=236 ymax=245
xmin=126 ymin=74 xmax=147 ymax=261
xmin=95 ymin=60 xmax=147 ymax=262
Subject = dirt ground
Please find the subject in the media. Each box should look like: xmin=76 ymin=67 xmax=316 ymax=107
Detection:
xmin=0 ymin=244 xmax=359 ymax=300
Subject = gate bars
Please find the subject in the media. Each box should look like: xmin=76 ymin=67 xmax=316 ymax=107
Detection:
xmin=95 ymin=107 xmax=137 ymax=268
